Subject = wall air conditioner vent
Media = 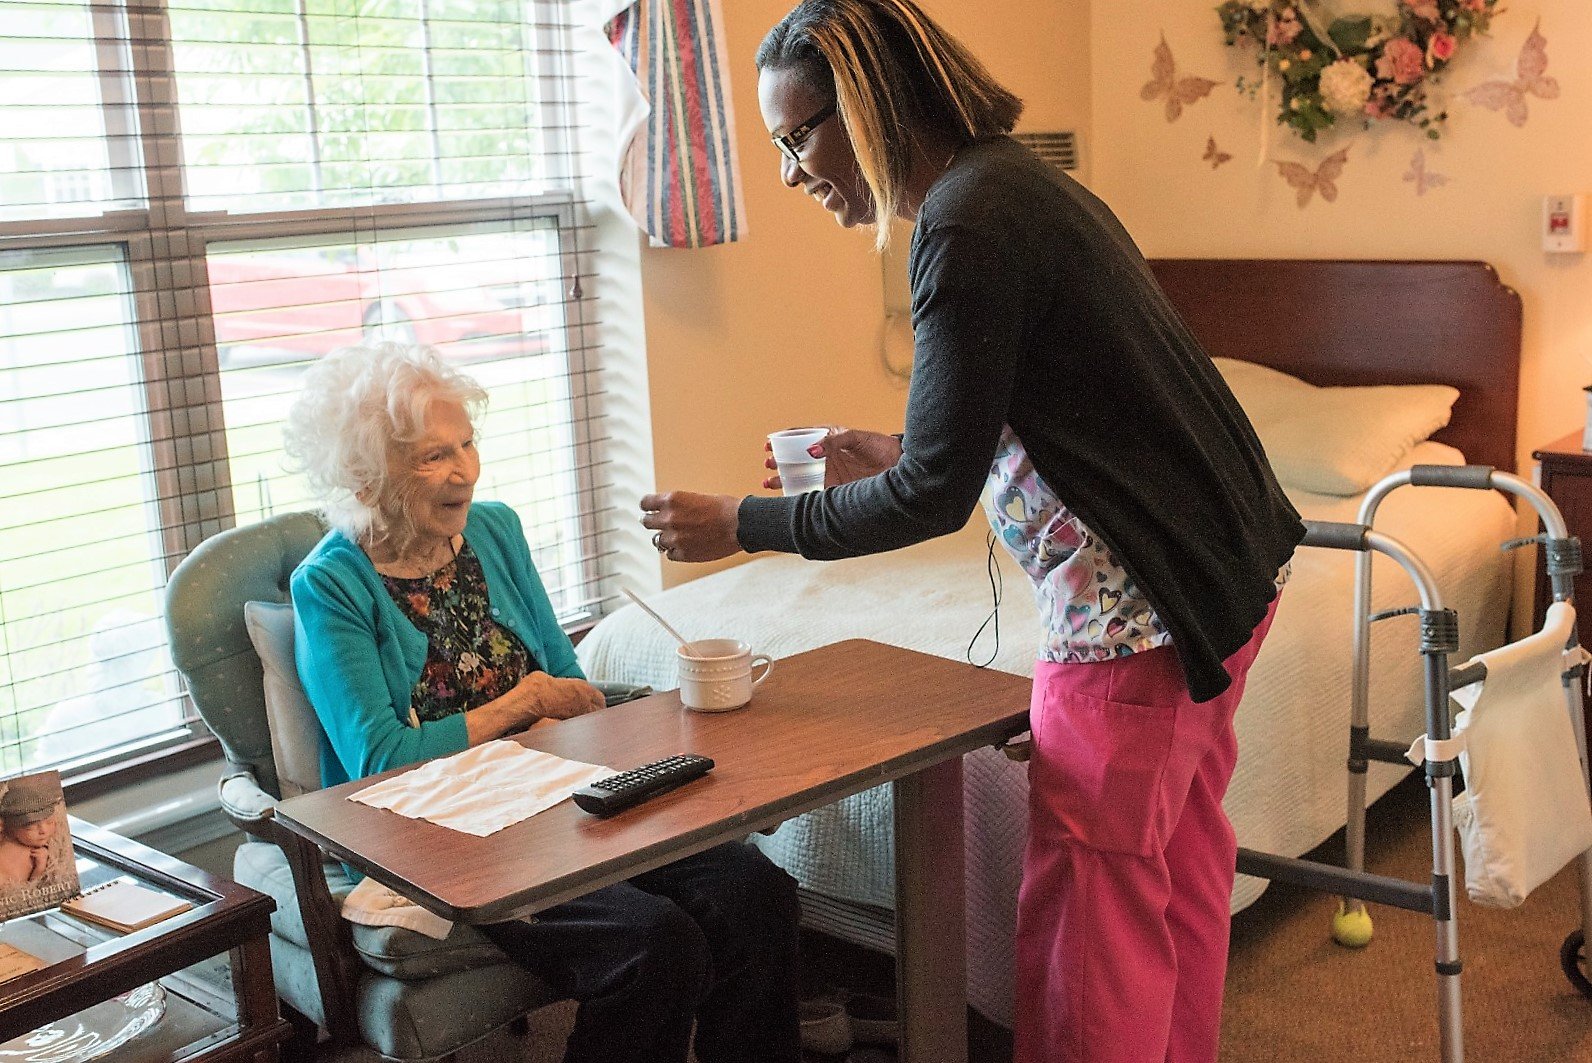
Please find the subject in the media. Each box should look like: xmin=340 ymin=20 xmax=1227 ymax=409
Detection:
xmin=1013 ymin=130 xmax=1079 ymax=173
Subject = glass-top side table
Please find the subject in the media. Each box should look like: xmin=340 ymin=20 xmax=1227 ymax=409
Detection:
xmin=0 ymin=817 xmax=289 ymax=1062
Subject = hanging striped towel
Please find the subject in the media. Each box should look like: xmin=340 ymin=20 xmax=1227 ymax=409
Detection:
xmin=607 ymin=0 xmax=747 ymax=248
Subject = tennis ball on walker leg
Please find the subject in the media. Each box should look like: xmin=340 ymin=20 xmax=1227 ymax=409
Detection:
xmin=1331 ymin=901 xmax=1375 ymax=948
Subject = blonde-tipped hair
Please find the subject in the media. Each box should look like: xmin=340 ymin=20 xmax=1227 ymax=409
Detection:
xmin=756 ymin=0 xmax=1023 ymax=250
xmin=283 ymin=342 xmax=487 ymax=556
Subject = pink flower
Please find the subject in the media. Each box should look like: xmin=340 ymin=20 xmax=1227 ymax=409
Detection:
xmin=1462 ymin=0 xmax=1487 ymax=11
xmin=1267 ymin=10 xmax=1302 ymax=46
xmin=1407 ymin=0 xmax=1441 ymax=21
xmin=1363 ymin=83 xmax=1397 ymax=119
xmin=1427 ymin=31 xmax=1456 ymax=63
xmin=1376 ymin=38 xmax=1425 ymax=84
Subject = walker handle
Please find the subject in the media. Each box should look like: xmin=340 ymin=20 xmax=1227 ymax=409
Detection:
xmin=1408 ymin=464 xmax=1495 ymax=490
xmin=1301 ymin=520 xmax=1369 ymax=553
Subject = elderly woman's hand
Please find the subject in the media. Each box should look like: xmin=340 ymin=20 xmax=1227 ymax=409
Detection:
xmin=465 ymin=673 xmax=604 ymax=745
xmin=638 ymin=492 xmax=741 ymax=563
xmin=518 ymin=673 xmax=606 ymax=721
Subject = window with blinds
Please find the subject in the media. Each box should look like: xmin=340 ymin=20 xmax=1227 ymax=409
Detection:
xmin=0 ymin=0 xmax=609 ymax=781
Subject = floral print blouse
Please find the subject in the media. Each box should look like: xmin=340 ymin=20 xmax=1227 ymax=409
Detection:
xmin=380 ymin=541 xmax=536 ymax=725
xmin=983 ymin=424 xmax=1288 ymax=665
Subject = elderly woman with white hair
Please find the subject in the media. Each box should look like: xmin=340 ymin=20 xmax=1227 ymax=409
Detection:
xmin=284 ymin=343 xmax=801 ymax=1063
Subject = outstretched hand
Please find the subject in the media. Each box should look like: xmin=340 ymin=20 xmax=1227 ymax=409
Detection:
xmin=639 ymin=491 xmax=742 ymax=563
xmin=763 ymin=426 xmax=902 ymax=491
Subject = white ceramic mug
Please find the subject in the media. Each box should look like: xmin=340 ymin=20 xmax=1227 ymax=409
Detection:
xmin=677 ymin=638 xmax=773 ymax=713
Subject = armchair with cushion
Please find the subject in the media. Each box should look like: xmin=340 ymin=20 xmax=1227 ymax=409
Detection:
xmin=165 ymin=511 xmax=611 ymax=1061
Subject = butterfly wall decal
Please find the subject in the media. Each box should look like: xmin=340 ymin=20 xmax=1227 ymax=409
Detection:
xmin=1464 ymin=20 xmax=1559 ymax=128
xmin=1403 ymin=148 xmax=1448 ymax=196
xmin=1140 ymin=34 xmax=1218 ymax=123
xmin=1202 ymin=136 xmax=1233 ymax=169
xmin=1273 ymin=148 xmax=1350 ymax=209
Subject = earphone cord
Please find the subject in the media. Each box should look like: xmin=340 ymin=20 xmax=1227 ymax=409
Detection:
xmin=965 ymin=528 xmax=1002 ymax=669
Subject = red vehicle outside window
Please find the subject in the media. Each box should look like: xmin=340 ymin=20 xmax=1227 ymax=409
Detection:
xmin=207 ymin=240 xmax=557 ymax=367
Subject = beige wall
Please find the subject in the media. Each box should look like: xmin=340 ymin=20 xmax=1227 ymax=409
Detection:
xmin=635 ymin=0 xmax=1091 ymax=586
xmin=1090 ymin=1 xmax=1592 ymax=473
xmin=1089 ymin=1 xmax=1590 ymax=630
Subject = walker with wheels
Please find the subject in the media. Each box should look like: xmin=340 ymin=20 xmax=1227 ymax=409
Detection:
xmin=1233 ymin=463 xmax=1592 ymax=1063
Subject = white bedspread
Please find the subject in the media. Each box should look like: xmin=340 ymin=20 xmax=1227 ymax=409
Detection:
xmin=575 ymin=446 xmax=1516 ymax=1025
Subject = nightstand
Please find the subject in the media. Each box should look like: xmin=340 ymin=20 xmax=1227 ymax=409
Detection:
xmin=1532 ymin=430 xmax=1592 ymax=746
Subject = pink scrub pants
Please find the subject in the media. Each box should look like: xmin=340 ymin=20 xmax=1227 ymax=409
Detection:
xmin=1014 ymin=597 xmax=1280 ymax=1063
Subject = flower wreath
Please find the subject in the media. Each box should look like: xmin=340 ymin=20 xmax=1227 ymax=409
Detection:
xmin=1217 ymin=0 xmax=1500 ymax=141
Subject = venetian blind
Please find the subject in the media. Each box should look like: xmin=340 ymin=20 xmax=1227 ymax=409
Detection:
xmin=0 ymin=0 xmax=613 ymax=780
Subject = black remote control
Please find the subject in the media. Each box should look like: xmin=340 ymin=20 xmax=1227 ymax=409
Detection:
xmin=571 ymin=754 xmax=715 ymax=816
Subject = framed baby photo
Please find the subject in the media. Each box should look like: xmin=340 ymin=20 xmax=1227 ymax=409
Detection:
xmin=0 ymin=771 xmax=79 ymax=922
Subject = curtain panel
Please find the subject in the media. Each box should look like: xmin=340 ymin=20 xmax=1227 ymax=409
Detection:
xmin=606 ymin=0 xmax=746 ymax=248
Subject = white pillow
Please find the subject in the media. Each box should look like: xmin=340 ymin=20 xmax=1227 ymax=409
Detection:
xmin=1211 ymin=357 xmax=1316 ymax=425
xmin=1212 ymin=358 xmax=1459 ymax=496
xmin=243 ymin=600 xmax=323 ymax=799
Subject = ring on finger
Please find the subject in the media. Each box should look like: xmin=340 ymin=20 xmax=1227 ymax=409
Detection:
xmin=651 ymin=531 xmax=664 ymax=551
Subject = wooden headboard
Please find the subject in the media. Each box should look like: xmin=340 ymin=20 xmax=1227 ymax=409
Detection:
xmin=1148 ymin=259 xmax=1522 ymax=473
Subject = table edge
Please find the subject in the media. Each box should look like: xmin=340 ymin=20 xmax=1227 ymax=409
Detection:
xmin=275 ymin=710 xmax=1029 ymax=923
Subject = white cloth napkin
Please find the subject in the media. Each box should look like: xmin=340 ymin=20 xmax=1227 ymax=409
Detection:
xmin=350 ymin=740 xmax=612 ymax=837
xmin=342 ymin=877 xmax=455 ymax=940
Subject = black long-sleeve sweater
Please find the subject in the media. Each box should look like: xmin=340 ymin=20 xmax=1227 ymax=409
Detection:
xmin=737 ymin=136 xmax=1304 ymax=703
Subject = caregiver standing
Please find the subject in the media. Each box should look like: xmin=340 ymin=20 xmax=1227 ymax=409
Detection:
xmin=638 ymin=2 xmax=1305 ymax=1061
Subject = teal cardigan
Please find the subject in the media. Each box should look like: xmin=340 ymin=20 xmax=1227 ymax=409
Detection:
xmin=291 ymin=501 xmax=585 ymax=788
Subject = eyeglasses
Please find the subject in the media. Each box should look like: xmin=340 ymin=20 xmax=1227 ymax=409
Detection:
xmin=771 ymin=102 xmax=836 ymax=164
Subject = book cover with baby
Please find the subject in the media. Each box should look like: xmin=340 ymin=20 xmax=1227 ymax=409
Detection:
xmin=0 ymin=771 xmax=78 ymax=922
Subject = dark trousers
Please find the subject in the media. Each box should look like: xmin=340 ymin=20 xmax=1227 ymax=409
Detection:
xmin=480 ymin=841 xmax=801 ymax=1063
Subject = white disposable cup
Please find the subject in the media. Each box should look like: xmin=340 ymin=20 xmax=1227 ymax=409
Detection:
xmin=676 ymin=638 xmax=773 ymax=713
xmin=768 ymin=428 xmax=828 ymax=496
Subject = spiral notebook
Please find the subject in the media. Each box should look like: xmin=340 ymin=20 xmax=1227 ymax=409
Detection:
xmin=60 ymin=878 xmax=192 ymax=933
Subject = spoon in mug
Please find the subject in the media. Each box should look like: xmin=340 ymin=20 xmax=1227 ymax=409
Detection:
xmin=621 ymin=588 xmax=694 ymax=654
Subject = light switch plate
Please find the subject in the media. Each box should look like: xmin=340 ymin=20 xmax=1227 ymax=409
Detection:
xmin=1544 ymin=194 xmax=1586 ymax=253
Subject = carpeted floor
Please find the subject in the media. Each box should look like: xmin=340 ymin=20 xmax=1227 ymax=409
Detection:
xmin=1220 ymin=774 xmax=1592 ymax=1063
xmin=327 ymin=774 xmax=1592 ymax=1062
